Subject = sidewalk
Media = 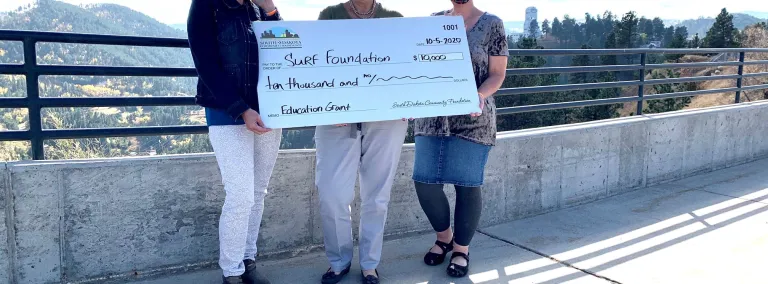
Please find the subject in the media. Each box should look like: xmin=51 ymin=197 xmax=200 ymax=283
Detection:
xmin=133 ymin=158 xmax=768 ymax=284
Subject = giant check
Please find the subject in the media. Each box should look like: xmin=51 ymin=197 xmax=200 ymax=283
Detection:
xmin=252 ymin=16 xmax=479 ymax=128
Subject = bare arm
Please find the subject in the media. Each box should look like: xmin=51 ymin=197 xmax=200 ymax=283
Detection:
xmin=478 ymin=56 xmax=507 ymax=98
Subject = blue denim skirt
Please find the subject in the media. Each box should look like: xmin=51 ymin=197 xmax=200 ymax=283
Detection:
xmin=413 ymin=136 xmax=492 ymax=187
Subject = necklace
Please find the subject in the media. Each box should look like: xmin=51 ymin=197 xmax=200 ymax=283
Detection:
xmin=349 ymin=0 xmax=376 ymax=18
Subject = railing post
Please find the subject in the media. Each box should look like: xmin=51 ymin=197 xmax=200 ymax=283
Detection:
xmin=636 ymin=52 xmax=647 ymax=115
xmin=23 ymin=38 xmax=43 ymax=160
xmin=735 ymin=51 xmax=745 ymax=103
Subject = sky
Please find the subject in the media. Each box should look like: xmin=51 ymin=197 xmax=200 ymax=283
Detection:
xmin=0 ymin=0 xmax=767 ymax=25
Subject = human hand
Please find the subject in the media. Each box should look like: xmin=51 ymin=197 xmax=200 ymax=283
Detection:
xmin=470 ymin=92 xmax=485 ymax=117
xmin=401 ymin=118 xmax=414 ymax=121
xmin=242 ymin=109 xmax=271 ymax=134
xmin=250 ymin=0 xmax=276 ymax=12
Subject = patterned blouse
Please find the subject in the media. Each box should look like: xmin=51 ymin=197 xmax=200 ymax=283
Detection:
xmin=414 ymin=11 xmax=509 ymax=146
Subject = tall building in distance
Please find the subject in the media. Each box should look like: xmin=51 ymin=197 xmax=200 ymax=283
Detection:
xmin=524 ymin=6 xmax=540 ymax=38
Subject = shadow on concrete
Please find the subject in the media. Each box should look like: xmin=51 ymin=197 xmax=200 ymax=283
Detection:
xmin=480 ymin=158 xmax=768 ymax=283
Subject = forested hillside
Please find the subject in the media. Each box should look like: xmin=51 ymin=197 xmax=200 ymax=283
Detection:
xmin=680 ymin=13 xmax=766 ymax=39
xmin=0 ymin=0 xmax=314 ymax=160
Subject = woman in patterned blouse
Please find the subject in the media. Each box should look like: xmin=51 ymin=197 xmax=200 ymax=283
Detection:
xmin=412 ymin=0 xmax=509 ymax=278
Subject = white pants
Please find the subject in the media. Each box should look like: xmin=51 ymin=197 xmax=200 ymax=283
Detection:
xmin=209 ymin=125 xmax=282 ymax=277
xmin=315 ymin=120 xmax=408 ymax=272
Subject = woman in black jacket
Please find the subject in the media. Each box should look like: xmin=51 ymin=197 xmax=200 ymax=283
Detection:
xmin=187 ymin=1 xmax=282 ymax=283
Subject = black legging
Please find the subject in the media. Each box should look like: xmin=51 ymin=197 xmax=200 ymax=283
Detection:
xmin=415 ymin=182 xmax=482 ymax=246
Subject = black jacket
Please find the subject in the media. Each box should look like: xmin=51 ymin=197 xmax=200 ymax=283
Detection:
xmin=187 ymin=0 xmax=281 ymax=119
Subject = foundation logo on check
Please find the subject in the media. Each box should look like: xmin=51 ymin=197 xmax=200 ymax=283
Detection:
xmin=259 ymin=26 xmax=302 ymax=49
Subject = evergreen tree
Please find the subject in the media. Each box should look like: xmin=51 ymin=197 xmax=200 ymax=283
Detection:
xmin=641 ymin=17 xmax=654 ymax=41
xmin=552 ymin=17 xmax=563 ymax=39
xmin=652 ymin=17 xmax=666 ymax=41
xmin=615 ymin=11 xmax=639 ymax=49
xmin=561 ymin=15 xmax=577 ymax=47
xmin=703 ymin=8 xmax=741 ymax=48
xmin=528 ymin=19 xmax=540 ymax=38
xmin=662 ymin=26 xmax=673 ymax=45
xmin=689 ymin=33 xmax=701 ymax=48
xmin=666 ymin=32 xmax=688 ymax=60
xmin=644 ymin=70 xmax=694 ymax=114
xmin=541 ymin=19 xmax=551 ymax=37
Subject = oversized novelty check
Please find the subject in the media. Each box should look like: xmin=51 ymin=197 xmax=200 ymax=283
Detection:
xmin=252 ymin=16 xmax=479 ymax=128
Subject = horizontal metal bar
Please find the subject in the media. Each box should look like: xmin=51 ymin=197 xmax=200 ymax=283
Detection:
xmin=0 ymin=29 xmax=189 ymax=48
xmin=506 ymin=65 xmax=642 ymax=76
xmin=508 ymin=49 xmax=644 ymax=56
xmin=740 ymin=84 xmax=768 ymax=92
xmin=0 ymin=64 xmax=26 ymax=75
xmin=0 ymin=130 xmax=29 ymax=141
xmin=644 ymin=87 xmax=740 ymax=100
xmin=41 ymin=125 xmax=208 ymax=139
xmin=743 ymin=60 xmax=768 ymax=66
xmin=646 ymin=61 xmax=743 ymax=69
xmin=36 ymin=65 xmax=197 ymax=77
xmin=645 ymin=74 xmax=741 ymax=86
xmin=39 ymin=97 xmax=196 ymax=108
xmin=743 ymin=72 xmax=768 ymax=78
xmin=497 ymin=96 xmax=639 ymax=115
xmin=507 ymin=48 xmax=768 ymax=56
xmin=0 ymin=97 xmax=28 ymax=108
xmin=642 ymin=48 xmax=768 ymax=54
xmin=497 ymin=80 xmax=641 ymax=96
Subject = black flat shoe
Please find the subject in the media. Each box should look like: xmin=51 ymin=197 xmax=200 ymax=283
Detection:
xmin=243 ymin=259 xmax=271 ymax=284
xmin=321 ymin=265 xmax=350 ymax=284
xmin=446 ymin=252 xmax=470 ymax=278
xmin=222 ymin=276 xmax=244 ymax=284
xmin=361 ymin=270 xmax=380 ymax=284
xmin=424 ymin=239 xmax=453 ymax=266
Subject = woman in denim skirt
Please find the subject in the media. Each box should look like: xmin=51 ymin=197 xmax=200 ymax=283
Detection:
xmin=412 ymin=0 xmax=509 ymax=279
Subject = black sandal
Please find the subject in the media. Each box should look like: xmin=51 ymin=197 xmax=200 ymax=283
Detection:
xmin=361 ymin=269 xmax=380 ymax=284
xmin=446 ymin=252 xmax=470 ymax=278
xmin=424 ymin=239 xmax=453 ymax=266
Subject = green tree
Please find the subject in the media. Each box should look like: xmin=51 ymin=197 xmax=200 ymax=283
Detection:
xmin=689 ymin=33 xmax=701 ymax=48
xmin=552 ymin=17 xmax=563 ymax=39
xmin=541 ymin=19 xmax=551 ymax=37
xmin=615 ymin=11 xmax=639 ymax=49
xmin=528 ymin=18 xmax=540 ymax=38
xmin=644 ymin=70 xmax=696 ymax=114
xmin=703 ymin=8 xmax=741 ymax=48
xmin=561 ymin=15 xmax=577 ymax=47
xmin=663 ymin=26 xmax=675 ymax=46
xmin=652 ymin=17 xmax=666 ymax=41
xmin=666 ymin=26 xmax=690 ymax=60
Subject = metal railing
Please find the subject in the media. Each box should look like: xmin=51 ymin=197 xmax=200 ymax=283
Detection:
xmin=1 ymin=30 xmax=768 ymax=159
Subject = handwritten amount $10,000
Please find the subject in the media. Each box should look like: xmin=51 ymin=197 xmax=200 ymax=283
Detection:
xmin=414 ymin=54 xmax=449 ymax=62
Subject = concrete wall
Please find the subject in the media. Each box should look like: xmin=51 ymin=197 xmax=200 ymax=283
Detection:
xmin=1 ymin=163 xmax=11 ymax=284
xmin=2 ymin=101 xmax=768 ymax=284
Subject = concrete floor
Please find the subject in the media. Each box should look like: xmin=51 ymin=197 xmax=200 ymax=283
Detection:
xmin=130 ymin=158 xmax=768 ymax=284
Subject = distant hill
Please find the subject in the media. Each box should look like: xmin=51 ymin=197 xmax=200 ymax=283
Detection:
xmin=0 ymin=0 xmax=315 ymax=160
xmin=741 ymin=11 xmax=768 ymax=19
xmin=170 ymin=23 xmax=187 ymax=31
xmin=679 ymin=13 xmax=766 ymax=37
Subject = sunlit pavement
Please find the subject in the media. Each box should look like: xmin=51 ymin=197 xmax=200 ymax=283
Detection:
xmin=134 ymin=158 xmax=768 ymax=284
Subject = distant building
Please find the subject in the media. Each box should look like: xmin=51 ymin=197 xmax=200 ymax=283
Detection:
xmin=507 ymin=33 xmax=524 ymax=43
xmin=524 ymin=7 xmax=541 ymax=38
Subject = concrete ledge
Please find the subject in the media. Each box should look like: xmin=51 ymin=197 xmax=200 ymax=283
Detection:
xmin=1 ymin=162 xmax=11 ymax=284
xmin=5 ymin=101 xmax=768 ymax=283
